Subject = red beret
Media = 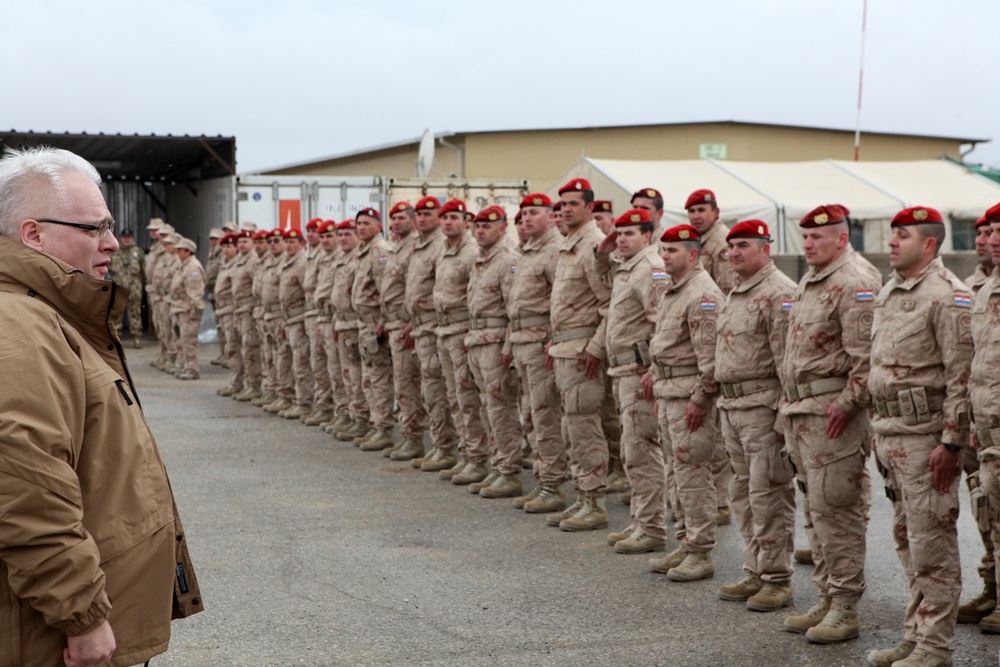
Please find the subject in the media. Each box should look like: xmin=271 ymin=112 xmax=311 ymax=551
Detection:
xmin=975 ymin=216 xmax=990 ymax=229
xmin=558 ymin=178 xmax=592 ymax=194
xmin=631 ymin=188 xmax=663 ymax=202
xmin=552 ymin=201 xmax=563 ymax=212
xmin=439 ymin=199 xmax=468 ymax=215
xmin=235 ymin=229 xmax=254 ymax=239
xmin=474 ymin=205 xmax=506 ymax=223
xmin=984 ymin=203 xmax=1000 ymax=223
xmin=726 ymin=220 xmax=772 ymax=242
xmin=592 ymin=200 xmax=613 ymax=213
xmin=415 ymin=196 xmax=440 ymax=211
xmin=519 ymin=193 xmax=552 ymax=208
xmin=660 ymin=224 xmax=700 ymax=243
xmin=283 ymin=228 xmax=304 ymax=240
xmin=800 ymin=204 xmax=849 ymax=228
xmin=684 ymin=189 xmax=716 ymax=209
xmin=514 ymin=210 xmax=523 ymax=223
xmin=389 ymin=201 xmax=412 ymax=216
xmin=891 ymin=206 xmax=944 ymax=227
xmin=614 ymin=208 xmax=652 ymax=227
xmin=318 ymin=220 xmax=338 ymax=234
xmin=266 ymin=228 xmax=283 ymax=239
xmin=220 ymin=233 xmax=237 ymax=245
xmin=252 ymin=230 xmax=268 ymax=240
xmin=336 ymin=219 xmax=357 ymax=231
xmin=305 ymin=217 xmax=323 ymax=231
xmin=356 ymin=207 xmax=381 ymax=221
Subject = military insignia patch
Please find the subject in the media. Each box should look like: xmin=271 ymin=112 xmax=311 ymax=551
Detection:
xmin=651 ymin=269 xmax=666 ymax=281
xmin=532 ymin=197 xmax=542 ymax=205
xmin=856 ymin=290 xmax=874 ymax=301
xmin=701 ymin=299 xmax=716 ymax=311
xmin=815 ymin=213 xmax=829 ymax=225
xmin=378 ymin=256 xmax=388 ymax=264
xmin=647 ymin=189 xmax=657 ymax=197
xmin=679 ymin=230 xmax=690 ymax=239
xmin=914 ymin=209 xmax=928 ymax=221
xmin=782 ymin=300 xmax=794 ymax=310
xmin=511 ymin=265 xmax=517 ymax=273
xmin=630 ymin=213 xmax=642 ymax=222
xmin=954 ymin=292 xmax=971 ymax=307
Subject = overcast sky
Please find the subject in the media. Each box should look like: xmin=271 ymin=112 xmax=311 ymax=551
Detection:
xmin=3 ymin=0 xmax=998 ymax=174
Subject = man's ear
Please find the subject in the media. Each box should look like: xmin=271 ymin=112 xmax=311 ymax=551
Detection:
xmin=20 ymin=219 xmax=44 ymax=251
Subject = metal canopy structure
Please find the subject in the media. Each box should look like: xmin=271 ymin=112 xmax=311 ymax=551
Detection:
xmin=0 ymin=130 xmax=236 ymax=182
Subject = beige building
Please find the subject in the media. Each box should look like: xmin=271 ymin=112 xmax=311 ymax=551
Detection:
xmin=263 ymin=120 xmax=986 ymax=192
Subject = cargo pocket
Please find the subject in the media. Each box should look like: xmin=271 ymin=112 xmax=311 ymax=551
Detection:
xmin=818 ymin=451 xmax=865 ymax=508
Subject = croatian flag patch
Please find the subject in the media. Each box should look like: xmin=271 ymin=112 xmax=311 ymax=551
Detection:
xmin=955 ymin=293 xmax=971 ymax=307
xmin=701 ymin=299 xmax=716 ymax=311
xmin=856 ymin=290 xmax=874 ymax=301
xmin=378 ymin=256 xmax=388 ymax=264
xmin=511 ymin=265 xmax=517 ymax=273
xmin=651 ymin=269 xmax=666 ymax=281
xmin=782 ymin=300 xmax=794 ymax=311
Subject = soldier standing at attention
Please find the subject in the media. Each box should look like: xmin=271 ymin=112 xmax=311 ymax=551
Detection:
xmin=230 ymin=230 xmax=263 ymax=402
xmin=401 ymin=197 xmax=460 ymax=470
xmin=151 ymin=226 xmax=177 ymax=370
xmin=592 ymin=200 xmax=615 ymax=236
xmin=260 ymin=229 xmax=291 ymax=414
xmin=351 ymin=207 xmax=395 ymax=451
xmin=545 ymin=178 xmax=613 ymax=532
xmin=215 ymin=234 xmax=242 ymax=396
xmin=144 ymin=218 xmax=165 ymax=344
xmin=781 ymin=204 xmax=881 ymax=644
xmin=957 ymin=213 xmax=1000 ymax=628
xmin=380 ymin=202 xmax=428 ymax=461
xmin=714 ymin=221 xmax=796 ymax=610
xmin=277 ymin=228 xmax=312 ymax=420
xmin=594 ymin=209 xmax=668 ymax=552
xmin=301 ymin=218 xmax=329 ymax=426
xmin=865 ymin=206 xmax=972 ymax=667
xmin=463 ymin=205 xmax=522 ymax=492
xmin=330 ymin=220 xmax=368 ymax=441
xmin=507 ymin=194 xmax=570 ymax=514
xmin=169 ymin=238 xmax=205 ymax=380
xmin=205 ymin=228 xmax=227 ymax=367
xmin=108 ymin=227 xmax=145 ymax=348
xmin=315 ymin=221 xmax=351 ymax=432
xmin=251 ymin=230 xmax=278 ymax=406
xmin=641 ymin=224 xmax=723 ymax=577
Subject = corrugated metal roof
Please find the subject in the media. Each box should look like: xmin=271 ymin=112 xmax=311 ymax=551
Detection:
xmin=0 ymin=130 xmax=236 ymax=182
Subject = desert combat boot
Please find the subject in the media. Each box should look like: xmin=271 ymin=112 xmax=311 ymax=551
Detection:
xmin=784 ymin=596 xmax=831 ymax=634
xmin=559 ymin=495 xmax=608 ymax=532
xmin=480 ymin=474 xmax=523 ymax=499
xmin=513 ymin=485 xmax=543 ymax=509
xmin=359 ymin=429 xmax=395 ymax=451
xmin=957 ymin=581 xmax=997 ymax=623
xmin=452 ymin=461 xmax=490 ymax=486
xmin=649 ymin=547 xmax=686 ymax=574
xmin=391 ymin=438 xmax=424 ymax=462
xmin=547 ymin=493 xmax=584 ymax=527
xmin=522 ymin=486 xmax=567 ymax=514
xmin=866 ymin=639 xmax=917 ymax=667
xmin=439 ymin=457 xmax=467 ymax=480
xmin=469 ymin=470 xmax=500 ymax=494
xmin=746 ymin=581 xmax=794 ymax=612
xmin=804 ymin=600 xmax=859 ymax=644
xmin=420 ymin=448 xmax=457 ymax=473
xmin=881 ymin=648 xmax=950 ymax=667
xmin=718 ymin=573 xmax=764 ymax=601
xmin=666 ymin=551 xmax=714 ymax=581
xmin=335 ymin=419 xmax=369 ymax=441
xmin=613 ymin=529 xmax=666 ymax=554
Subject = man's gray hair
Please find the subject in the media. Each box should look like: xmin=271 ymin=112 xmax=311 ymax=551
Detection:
xmin=0 ymin=146 xmax=102 ymax=238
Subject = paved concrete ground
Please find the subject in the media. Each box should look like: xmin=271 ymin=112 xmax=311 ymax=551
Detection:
xmin=136 ymin=342 xmax=997 ymax=666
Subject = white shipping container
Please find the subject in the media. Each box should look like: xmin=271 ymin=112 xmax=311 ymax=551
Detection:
xmin=235 ymin=175 xmax=385 ymax=231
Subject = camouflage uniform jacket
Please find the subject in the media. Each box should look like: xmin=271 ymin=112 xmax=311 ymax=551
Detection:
xmin=214 ymin=257 xmax=236 ymax=317
xmin=780 ymin=246 xmax=881 ymax=418
xmin=699 ymin=221 xmax=736 ymax=295
xmin=144 ymin=241 xmax=165 ymax=302
xmin=314 ymin=247 xmax=340 ymax=324
xmin=331 ymin=247 xmax=360 ymax=333
xmin=380 ymin=233 xmax=416 ymax=332
xmin=550 ymin=220 xmax=611 ymax=360
xmin=869 ymin=257 xmax=972 ymax=445
xmin=966 ymin=262 xmax=993 ymax=295
xmin=109 ymin=244 xmax=144 ymax=292
xmin=971 ymin=269 xmax=1000 ymax=459
xmin=205 ymin=246 xmax=223 ymax=295
xmin=260 ymin=254 xmax=284 ymax=323
xmin=649 ymin=264 xmax=723 ymax=407
xmin=507 ymin=226 xmax=559 ymax=346
xmin=154 ymin=253 xmax=180 ymax=303
xmin=230 ymin=250 xmax=259 ymax=316
xmin=278 ymin=250 xmax=308 ymax=324
xmin=251 ymin=252 xmax=275 ymax=319
xmin=404 ymin=228 xmax=447 ymax=338
xmin=599 ymin=244 xmax=667 ymax=378
xmin=168 ymin=255 xmax=205 ymax=316
xmin=351 ymin=235 xmax=390 ymax=328
xmin=433 ymin=230 xmax=478 ymax=338
xmin=303 ymin=244 xmax=325 ymax=317
xmin=715 ymin=260 xmax=795 ymax=412
xmin=466 ymin=235 xmax=518 ymax=349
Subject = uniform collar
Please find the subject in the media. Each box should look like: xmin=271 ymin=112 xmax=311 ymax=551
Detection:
xmin=523 ymin=226 xmax=558 ymax=253
xmin=560 ymin=220 xmax=597 ymax=252
xmin=887 ymin=256 xmax=943 ymax=292
xmin=803 ymin=244 xmax=857 ymax=284
xmin=667 ymin=263 xmax=706 ymax=293
xmin=617 ymin=243 xmax=658 ymax=272
xmin=732 ymin=260 xmax=776 ymax=294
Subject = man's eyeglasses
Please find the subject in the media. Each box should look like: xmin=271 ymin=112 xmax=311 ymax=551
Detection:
xmin=267 ymin=238 xmax=283 ymax=244
xmin=36 ymin=218 xmax=115 ymax=239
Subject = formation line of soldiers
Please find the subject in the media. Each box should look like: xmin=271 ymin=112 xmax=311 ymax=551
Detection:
xmin=139 ymin=183 xmax=1000 ymax=667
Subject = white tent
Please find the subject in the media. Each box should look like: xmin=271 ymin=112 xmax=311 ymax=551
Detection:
xmin=548 ymin=157 xmax=1000 ymax=254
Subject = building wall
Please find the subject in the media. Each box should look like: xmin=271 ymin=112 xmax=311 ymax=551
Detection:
xmin=267 ymin=143 xmax=461 ymax=180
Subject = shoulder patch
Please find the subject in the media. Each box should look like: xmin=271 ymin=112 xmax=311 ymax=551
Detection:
xmin=378 ymin=256 xmax=388 ymax=264
xmin=511 ymin=265 xmax=517 ymax=273
xmin=781 ymin=299 xmax=794 ymax=311
xmin=954 ymin=292 xmax=971 ymax=308
xmin=651 ymin=269 xmax=667 ymax=281
xmin=856 ymin=289 xmax=874 ymax=301
xmin=190 ymin=270 xmax=200 ymax=277
xmin=700 ymin=299 xmax=716 ymax=311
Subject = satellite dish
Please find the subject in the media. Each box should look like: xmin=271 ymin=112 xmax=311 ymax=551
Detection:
xmin=416 ymin=128 xmax=435 ymax=178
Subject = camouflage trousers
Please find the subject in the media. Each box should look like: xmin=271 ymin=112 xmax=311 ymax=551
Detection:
xmin=660 ymin=396 xmax=718 ymax=552
xmin=318 ymin=321 xmax=348 ymax=415
xmin=875 ymin=432 xmax=961 ymax=660
xmin=305 ymin=316 xmax=330 ymax=411
xmin=358 ymin=324 xmax=394 ymax=431
xmin=216 ymin=303 xmax=227 ymax=359
xmin=336 ymin=328 xmax=367 ymax=422
xmin=603 ymin=373 xmax=623 ymax=470
xmin=172 ymin=311 xmax=201 ymax=375
xmin=284 ymin=320 xmax=313 ymax=406
xmin=155 ymin=298 xmax=175 ymax=362
xmin=553 ymin=356 xmax=610 ymax=495
xmin=719 ymin=405 xmax=794 ymax=582
xmin=414 ymin=333 xmax=459 ymax=452
xmin=438 ymin=332 xmax=487 ymax=462
xmin=264 ymin=316 xmax=293 ymax=400
xmin=121 ymin=282 xmax=143 ymax=337
xmin=980 ymin=454 xmax=1000 ymax=593
xmin=468 ymin=342 xmax=522 ymax=475
xmin=220 ymin=311 xmax=243 ymax=391
xmin=259 ymin=315 xmax=276 ymax=396
xmin=237 ymin=310 xmax=262 ymax=392
xmin=963 ymin=447 xmax=997 ymax=586
xmin=388 ymin=326 xmax=426 ymax=440
xmin=713 ymin=431 xmax=734 ymax=510
xmin=784 ymin=412 xmax=868 ymax=604
xmin=612 ymin=374 xmax=661 ymax=538
xmin=512 ymin=342 xmax=567 ymax=486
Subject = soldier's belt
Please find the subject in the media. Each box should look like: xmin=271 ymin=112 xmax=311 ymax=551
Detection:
xmin=264 ymin=303 xmax=282 ymax=313
xmin=336 ymin=311 xmax=359 ymax=323
xmin=356 ymin=308 xmax=380 ymax=326
xmin=651 ymin=362 xmax=699 ymax=381
xmin=385 ymin=308 xmax=407 ymax=322
xmin=784 ymin=377 xmax=848 ymax=403
xmin=320 ymin=303 xmax=332 ymax=317
xmin=721 ymin=377 xmax=781 ymax=399
xmin=305 ymin=298 xmax=315 ymax=310
xmin=975 ymin=426 xmax=1000 ymax=449
xmin=510 ymin=315 xmax=550 ymax=332
xmin=170 ymin=292 xmax=182 ymax=299
xmin=237 ymin=296 xmax=255 ymax=307
xmin=874 ymin=389 xmax=944 ymax=422
xmin=437 ymin=309 xmax=470 ymax=327
xmin=469 ymin=316 xmax=509 ymax=330
xmin=551 ymin=326 xmax=598 ymax=344
xmin=285 ymin=306 xmax=306 ymax=319
xmin=411 ymin=311 xmax=436 ymax=326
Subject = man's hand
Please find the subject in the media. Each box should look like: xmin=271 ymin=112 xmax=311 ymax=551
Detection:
xmin=685 ymin=401 xmax=707 ymax=432
xmin=501 ymin=354 xmax=513 ymax=368
xmin=825 ymin=402 xmax=852 ymax=439
xmin=582 ymin=352 xmax=601 ymax=379
xmin=65 ymin=620 xmax=116 ymax=667
xmin=400 ymin=324 xmax=414 ymax=349
xmin=376 ymin=322 xmax=386 ymax=338
xmin=928 ymin=444 xmax=961 ymax=495
xmin=641 ymin=372 xmax=654 ymax=401
xmin=544 ymin=341 xmax=554 ymax=371
xmin=971 ymin=432 xmax=978 ymax=451
xmin=596 ymin=230 xmax=618 ymax=255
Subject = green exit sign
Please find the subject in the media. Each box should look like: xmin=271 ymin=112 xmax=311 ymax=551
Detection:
xmin=699 ymin=143 xmax=727 ymax=159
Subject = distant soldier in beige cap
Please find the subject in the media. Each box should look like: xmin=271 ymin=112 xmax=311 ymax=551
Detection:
xmin=168 ymin=237 xmax=205 ymax=380
xmin=230 ymin=230 xmax=263 ymax=402
xmin=206 ymin=227 xmax=227 ymax=367
xmin=215 ymin=234 xmax=242 ymax=395
xmin=144 ymin=217 xmax=166 ymax=340
xmin=152 ymin=227 xmax=179 ymax=371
